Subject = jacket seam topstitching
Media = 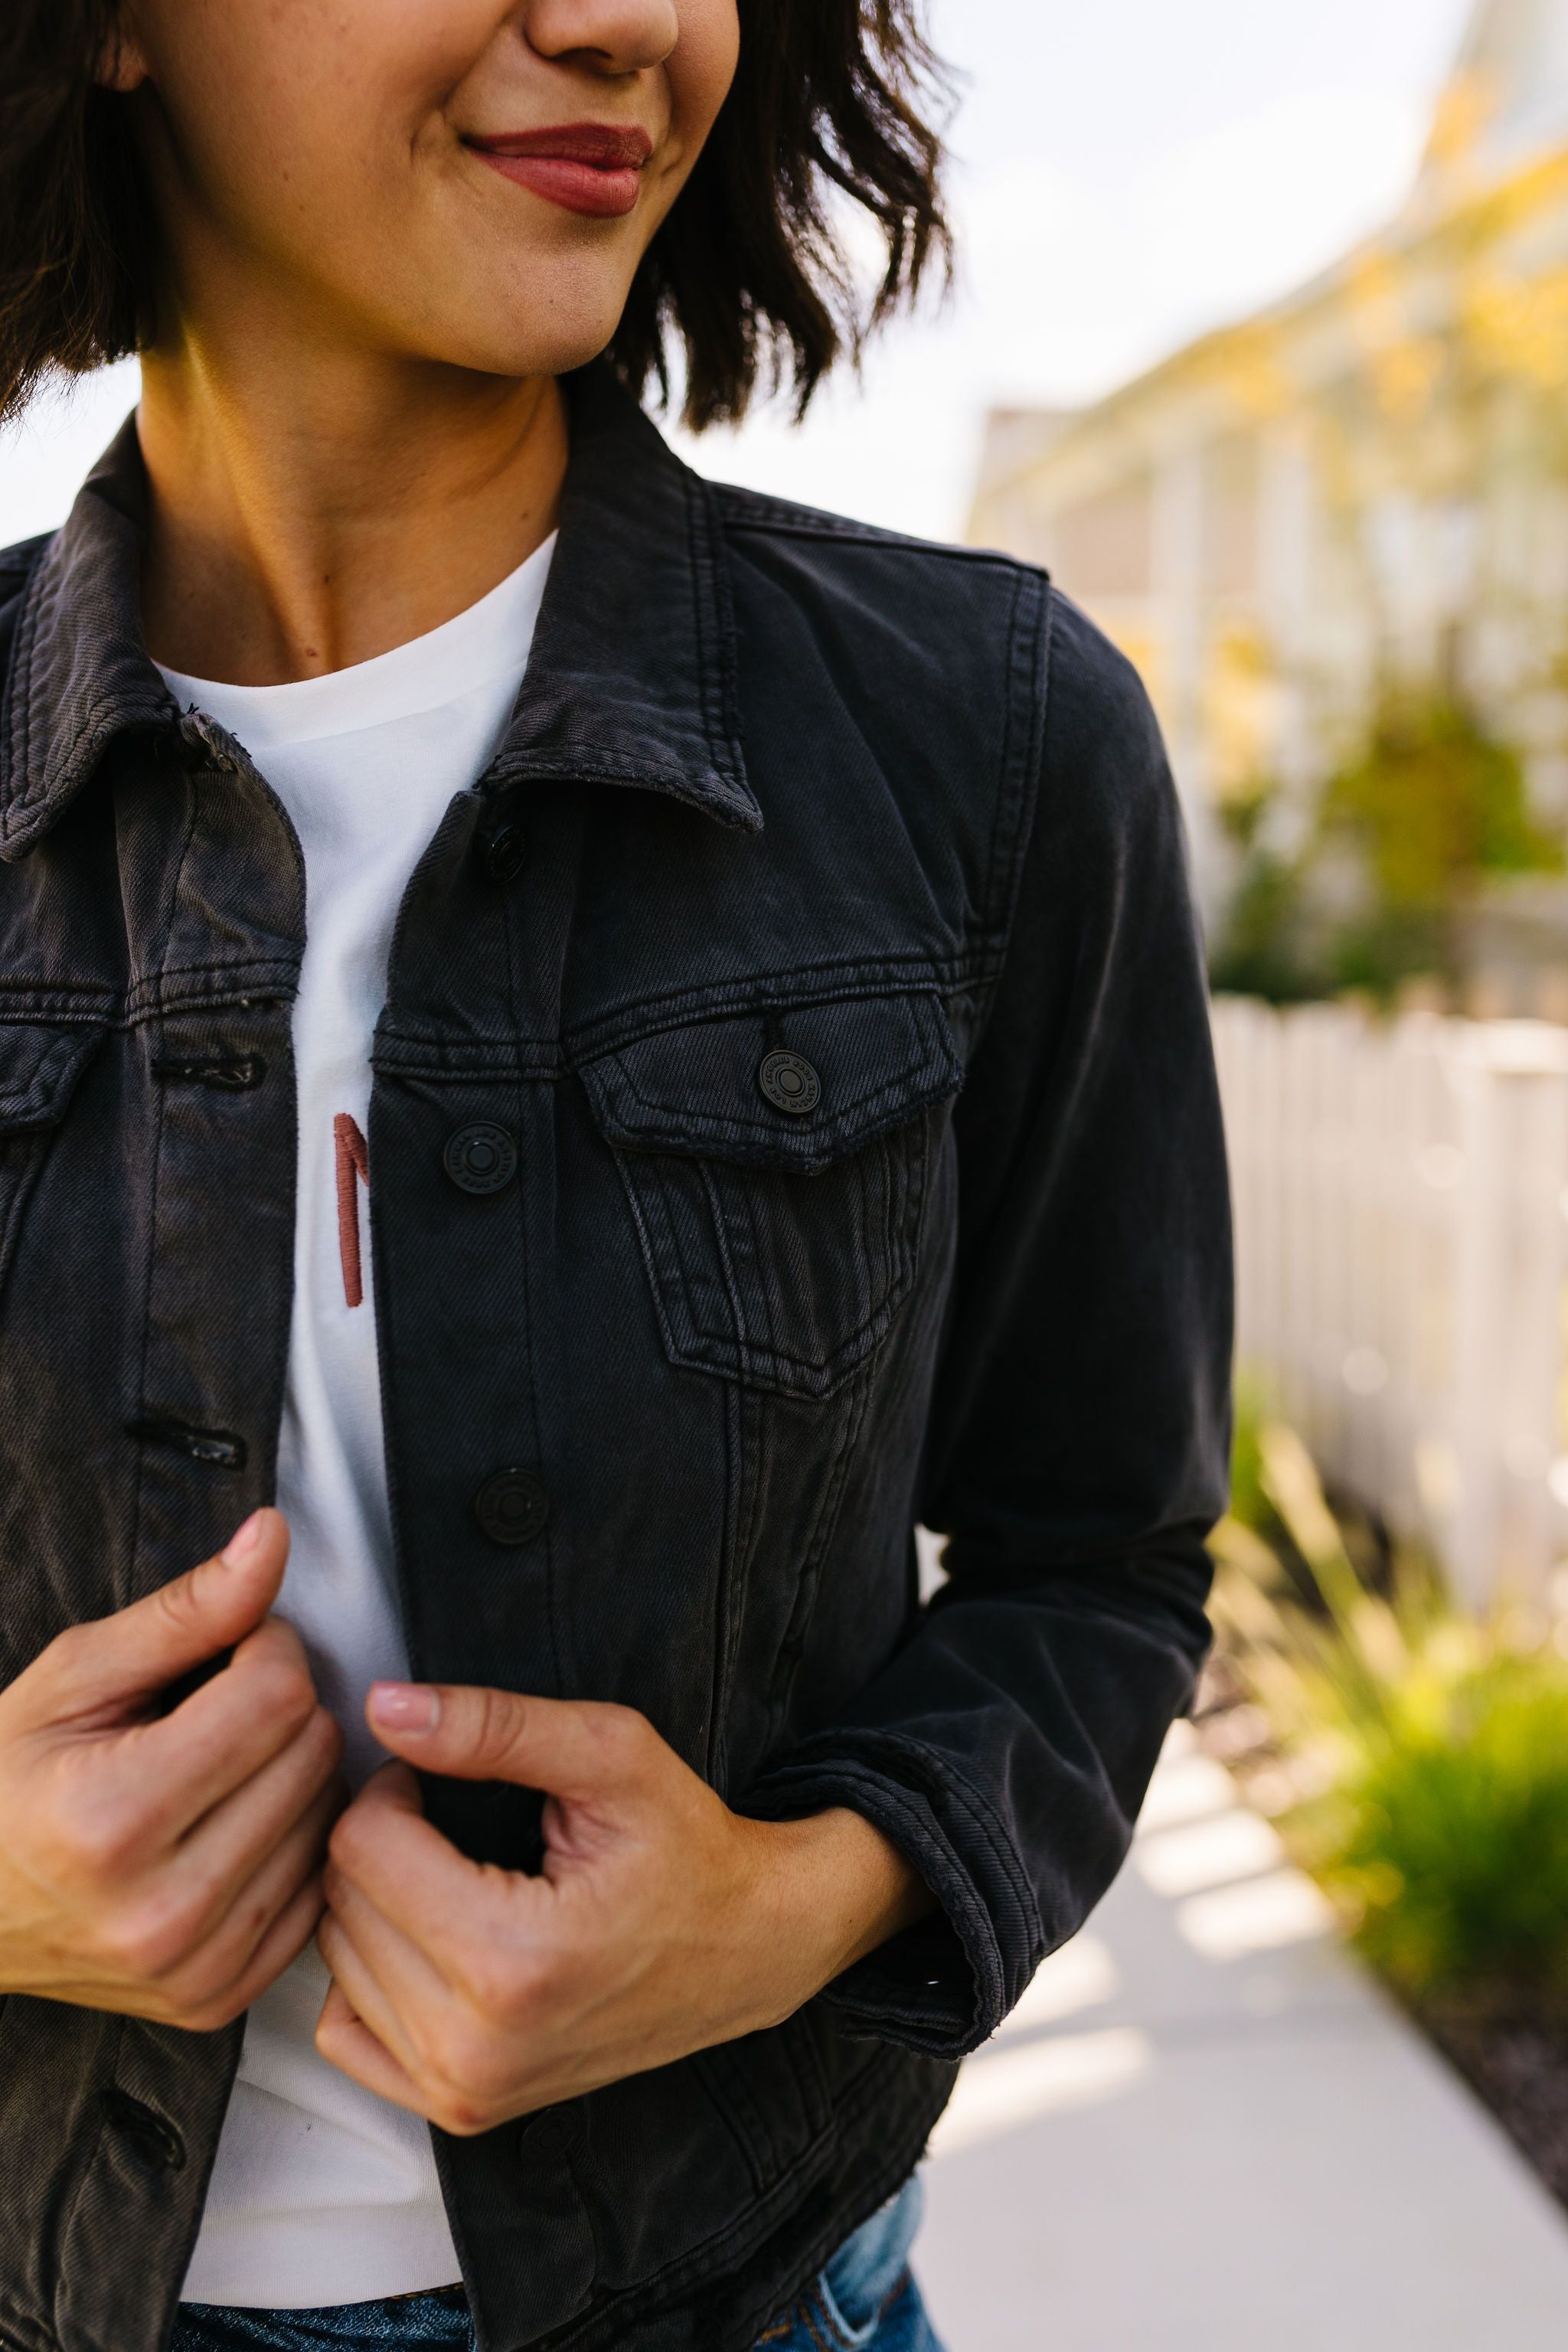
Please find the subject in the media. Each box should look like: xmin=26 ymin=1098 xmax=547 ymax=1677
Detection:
xmin=716 ymin=498 xmax=1038 ymax=570
xmin=767 ymin=1356 xmax=876 ymax=1740
xmin=146 ymin=779 xmax=204 ymax=1024
xmin=368 ymin=958 xmax=985 ymax=1079
xmin=3 ymin=558 xmax=44 ymax=808
xmin=503 ymin=877 xmax=567 ymax=1704
xmin=0 ymin=1135 xmax=49 ymax=1312
xmin=686 ymin=469 xmax=746 ymax=794
xmin=967 ymin=576 xmax=1057 ymax=1062
xmin=564 ymin=959 xmax=972 ymax=1060
xmin=51 ymin=2013 xmax=126 ymax=2352
xmin=604 ymin=1031 xmax=953 ymax=1146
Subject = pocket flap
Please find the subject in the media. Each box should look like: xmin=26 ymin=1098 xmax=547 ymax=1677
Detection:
xmin=579 ymin=994 xmax=962 ymax=1174
xmin=0 ymin=1023 xmax=106 ymax=1133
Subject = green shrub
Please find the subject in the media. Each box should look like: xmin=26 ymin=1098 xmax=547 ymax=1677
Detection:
xmin=1210 ymin=1413 xmax=1568 ymax=2005
xmin=1321 ymin=695 xmax=1559 ymax=913
xmin=1323 ymin=1668 xmax=1568 ymax=1998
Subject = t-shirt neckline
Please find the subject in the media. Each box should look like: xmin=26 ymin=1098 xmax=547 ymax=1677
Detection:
xmin=155 ymin=531 xmax=557 ymax=753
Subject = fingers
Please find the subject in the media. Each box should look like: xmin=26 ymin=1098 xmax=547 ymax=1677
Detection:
xmin=173 ymin=1704 xmax=345 ymax=1938
xmin=325 ymin=1764 xmax=492 ymax=1940
xmin=315 ymin=1916 xmax=518 ymax=2138
xmin=56 ymin=1829 xmax=334 ymax=2036
xmin=315 ymin=1885 xmax=448 ymax=2081
xmin=29 ymin=1511 xmax=291 ymax=1726
xmin=172 ymin=1756 xmax=345 ymax=1979
xmin=167 ymin=1780 xmax=341 ymax=2022
xmin=175 ymin=1867 xmax=330 ymax=2033
xmin=366 ymin=1681 xmax=657 ymax=1802
xmin=129 ymin=1617 xmax=326 ymax=1841
xmin=315 ymin=1980 xmax=432 ymax=2122
xmin=133 ymin=1787 xmax=336 ymax=2029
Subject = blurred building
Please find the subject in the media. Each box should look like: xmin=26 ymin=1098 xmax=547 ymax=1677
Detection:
xmin=969 ymin=0 xmax=1568 ymax=943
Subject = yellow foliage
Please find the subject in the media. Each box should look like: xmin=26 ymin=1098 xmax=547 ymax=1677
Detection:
xmin=1211 ymin=324 xmax=1293 ymax=424
xmin=1370 ymin=338 xmax=1446 ymax=421
xmin=1424 ymin=71 xmax=1494 ymax=181
xmin=1204 ymin=624 xmax=1278 ymax=805
xmin=1103 ymin=625 xmax=1167 ymax=718
xmin=1460 ymin=266 xmax=1568 ymax=389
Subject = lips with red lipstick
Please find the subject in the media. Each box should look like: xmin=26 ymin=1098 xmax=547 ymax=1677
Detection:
xmin=466 ymin=124 xmax=654 ymax=219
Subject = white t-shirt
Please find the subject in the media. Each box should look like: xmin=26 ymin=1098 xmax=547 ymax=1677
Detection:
xmin=161 ymin=537 xmax=555 ymax=2309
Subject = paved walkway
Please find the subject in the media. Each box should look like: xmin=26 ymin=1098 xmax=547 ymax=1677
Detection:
xmin=916 ymin=1723 xmax=1568 ymax=2349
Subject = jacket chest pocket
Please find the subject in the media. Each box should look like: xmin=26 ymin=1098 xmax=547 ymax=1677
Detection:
xmin=580 ymin=994 xmax=962 ymax=1400
xmin=0 ymin=1023 xmax=106 ymax=1311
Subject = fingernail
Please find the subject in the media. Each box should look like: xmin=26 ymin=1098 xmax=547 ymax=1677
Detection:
xmin=222 ymin=1510 xmax=267 ymax=1565
xmin=370 ymin=1682 xmax=439 ymax=1733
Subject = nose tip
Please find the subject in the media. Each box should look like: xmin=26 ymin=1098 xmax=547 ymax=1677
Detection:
xmin=520 ymin=0 xmax=682 ymax=76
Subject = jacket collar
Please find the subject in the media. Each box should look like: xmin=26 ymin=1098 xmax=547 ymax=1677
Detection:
xmin=0 ymin=361 xmax=758 ymax=863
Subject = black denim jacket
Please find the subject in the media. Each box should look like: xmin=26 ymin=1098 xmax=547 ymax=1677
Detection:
xmin=0 ymin=366 xmax=1231 ymax=2352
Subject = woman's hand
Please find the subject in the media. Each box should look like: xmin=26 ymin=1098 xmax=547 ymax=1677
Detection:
xmin=314 ymin=1681 xmax=933 ymax=2137
xmin=0 ymin=1509 xmax=345 ymax=2029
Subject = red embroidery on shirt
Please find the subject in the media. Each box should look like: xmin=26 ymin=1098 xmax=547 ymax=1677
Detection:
xmin=334 ymin=1113 xmax=370 ymax=1308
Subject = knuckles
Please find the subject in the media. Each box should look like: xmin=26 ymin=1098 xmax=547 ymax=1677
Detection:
xmin=94 ymin=1887 xmax=209 ymax=1984
xmin=148 ymin=1563 xmax=224 ymax=1648
xmin=590 ymin=1701 xmax=654 ymax=1759
xmin=325 ymin=1807 xmax=375 ymax=1880
xmin=51 ymin=1785 xmax=152 ymax=1889
xmin=456 ymin=1941 xmax=547 ymax=2032
xmin=162 ymin=1974 xmax=251 ymax=2033
xmin=574 ymin=1700 xmax=658 ymax=1785
xmin=302 ymin=1704 xmax=348 ymax=1785
xmin=426 ymin=2091 xmax=508 ymax=2139
xmin=229 ymin=1623 xmax=318 ymax=1736
xmin=466 ymin=1684 xmax=528 ymax=1772
xmin=37 ymin=1619 xmax=100 ymax=1690
xmin=418 ymin=2020 xmax=526 ymax=2131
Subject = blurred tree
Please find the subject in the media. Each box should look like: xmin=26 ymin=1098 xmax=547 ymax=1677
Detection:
xmin=1207 ymin=845 xmax=1320 ymax=1001
xmin=1209 ymin=692 xmax=1562 ymax=1002
xmin=1324 ymin=694 xmax=1556 ymax=911
xmin=1321 ymin=692 xmax=1560 ymax=990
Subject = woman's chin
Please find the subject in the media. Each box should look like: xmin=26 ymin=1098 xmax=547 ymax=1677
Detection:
xmin=402 ymin=276 xmax=636 ymax=387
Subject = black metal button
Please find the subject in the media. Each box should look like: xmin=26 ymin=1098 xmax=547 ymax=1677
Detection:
xmin=443 ymin=1123 xmax=518 ymax=1194
xmin=757 ymin=1050 xmax=822 ymax=1117
xmin=480 ymin=821 xmax=529 ymax=884
xmin=474 ymin=1468 xmax=550 ymax=1547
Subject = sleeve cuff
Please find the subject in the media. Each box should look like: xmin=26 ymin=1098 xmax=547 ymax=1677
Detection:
xmin=740 ymin=1736 xmax=1037 ymax=2059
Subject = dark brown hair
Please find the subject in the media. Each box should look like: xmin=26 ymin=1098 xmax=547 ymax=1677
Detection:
xmin=0 ymin=1 xmax=952 ymax=432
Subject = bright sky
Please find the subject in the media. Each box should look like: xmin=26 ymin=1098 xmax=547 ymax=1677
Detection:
xmin=0 ymin=0 xmax=1477 ymax=550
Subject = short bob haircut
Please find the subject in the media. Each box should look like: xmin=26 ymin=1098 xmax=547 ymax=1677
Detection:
xmin=0 ymin=0 xmax=951 ymax=433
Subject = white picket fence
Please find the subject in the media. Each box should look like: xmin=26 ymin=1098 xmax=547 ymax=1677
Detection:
xmin=1211 ymin=995 xmax=1568 ymax=1607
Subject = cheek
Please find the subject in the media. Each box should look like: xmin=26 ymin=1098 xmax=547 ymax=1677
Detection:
xmin=140 ymin=0 xmax=497 ymax=250
xmin=668 ymin=0 xmax=741 ymax=145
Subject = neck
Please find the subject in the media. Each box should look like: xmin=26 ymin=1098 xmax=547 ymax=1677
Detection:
xmin=136 ymin=330 xmax=569 ymax=686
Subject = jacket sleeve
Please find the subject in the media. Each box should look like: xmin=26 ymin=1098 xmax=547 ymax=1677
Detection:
xmin=743 ymin=593 xmax=1233 ymax=2057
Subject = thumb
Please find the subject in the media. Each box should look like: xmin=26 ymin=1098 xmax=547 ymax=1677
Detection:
xmin=38 ymin=1509 xmax=291 ymax=1719
xmin=367 ymin=1681 xmax=655 ymax=1800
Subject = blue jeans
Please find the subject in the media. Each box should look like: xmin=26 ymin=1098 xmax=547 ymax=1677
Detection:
xmin=172 ymin=2177 xmax=943 ymax=2352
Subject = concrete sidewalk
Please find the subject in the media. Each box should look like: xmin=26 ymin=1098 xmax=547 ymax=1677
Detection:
xmin=916 ymin=1723 xmax=1568 ymax=2350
